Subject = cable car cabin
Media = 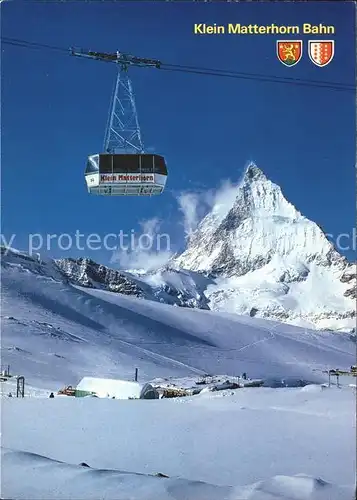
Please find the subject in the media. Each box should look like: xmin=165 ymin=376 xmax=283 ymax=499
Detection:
xmin=85 ymin=154 xmax=167 ymax=196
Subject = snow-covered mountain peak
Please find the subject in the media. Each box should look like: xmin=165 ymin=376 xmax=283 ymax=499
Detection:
xmin=243 ymin=161 xmax=266 ymax=181
xmin=172 ymin=164 xmax=355 ymax=331
xmin=235 ymin=162 xmax=301 ymax=221
xmin=184 ymin=162 xmax=297 ymax=251
xmin=174 ymin=163 xmax=326 ymax=275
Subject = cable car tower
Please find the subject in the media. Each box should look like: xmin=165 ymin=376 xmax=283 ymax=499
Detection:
xmin=71 ymin=49 xmax=168 ymax=196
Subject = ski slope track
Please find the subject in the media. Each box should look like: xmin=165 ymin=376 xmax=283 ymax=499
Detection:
xmin=1 ymin=246 xmax=355 ymax=390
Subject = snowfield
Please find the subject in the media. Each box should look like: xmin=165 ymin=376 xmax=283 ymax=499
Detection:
xmin=2 ymin=386 xmax=356 ymax=499
xmin=1 ymin=247 xmax=356 ymax=499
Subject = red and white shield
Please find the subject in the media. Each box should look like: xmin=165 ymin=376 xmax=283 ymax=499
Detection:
xmin=308 ymin=40 xmax=334 ymax=67
xmin=276 ymin=40 xmax=302 ymax=67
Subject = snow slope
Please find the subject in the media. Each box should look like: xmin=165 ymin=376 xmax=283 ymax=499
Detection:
xmin=1 ymin=247 xmax=355 ymax=390
xmin=2 ymin=386 xmax=356 ymax=499
xmin=173 ymin=163 xmax=355 ymax=332
xmin=1 ymin=247 xmax=356 ymax=499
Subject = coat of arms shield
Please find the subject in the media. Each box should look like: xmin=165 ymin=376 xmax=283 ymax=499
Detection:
xmin=277 ymin=40 xmax=302 ymax=67
xmin=308 ymin=40 xmax=334 ymax=67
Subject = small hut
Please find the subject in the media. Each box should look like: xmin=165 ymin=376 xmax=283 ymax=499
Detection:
xmin=74 ymin=377 xmax=159 ymax=400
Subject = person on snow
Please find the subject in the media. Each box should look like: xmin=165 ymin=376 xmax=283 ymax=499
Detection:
xmin=49 ymin=392 xmax=54 ymax=398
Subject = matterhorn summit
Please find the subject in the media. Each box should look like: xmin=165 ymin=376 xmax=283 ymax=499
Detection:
xmin=173 ymin=163 xmax=355 ymax=332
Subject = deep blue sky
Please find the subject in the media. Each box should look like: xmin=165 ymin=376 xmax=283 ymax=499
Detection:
xmin=1 ymin=1 xmax=355 ymax=264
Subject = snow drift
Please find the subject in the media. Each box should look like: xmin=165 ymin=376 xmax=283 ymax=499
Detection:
xmin=2 ymin=447 xmax=354 ymax=500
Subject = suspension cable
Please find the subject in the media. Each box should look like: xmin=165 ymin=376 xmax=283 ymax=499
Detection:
xmin=1 ymin=36 xmax=355 ymax=92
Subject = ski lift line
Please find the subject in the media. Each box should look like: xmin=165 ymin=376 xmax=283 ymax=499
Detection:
xmin=160 ymin=66 xmax=355 ymax=92
xmin=1 ymin=37 xmax=69 ymax=53
xmin=162 ymin=62 xmax=354 ymax=89
xmin=62 ymin=48 xmax=357 ymax=91
xmin=1 ymin=36 xmax=355 ymax=92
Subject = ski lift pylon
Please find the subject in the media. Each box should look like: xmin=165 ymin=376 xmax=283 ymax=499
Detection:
xmin=71 ymin=48 xmax=168 ymax=196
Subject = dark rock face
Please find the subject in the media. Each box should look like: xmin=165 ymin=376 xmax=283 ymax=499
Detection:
xmin=341 ymin=266 xmax=357 ymax=299
xmin=344 ymin=285 xmax=357 ymax=299
xmin=55 ymin=258 xmax=143 ymax=296
xmin=55 ymin=258 xmax=210 ymax=310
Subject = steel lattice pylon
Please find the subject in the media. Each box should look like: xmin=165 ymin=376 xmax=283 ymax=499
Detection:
xmin=104 ymin=68 xmax=144 ymax=154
